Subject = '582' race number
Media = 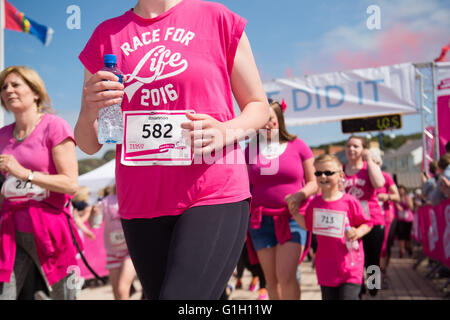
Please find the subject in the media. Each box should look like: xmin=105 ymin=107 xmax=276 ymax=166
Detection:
xmin=121 ymin=110 xmax=193 ymax=166
xmin=142 ymin=123 xmax=173 ymax=139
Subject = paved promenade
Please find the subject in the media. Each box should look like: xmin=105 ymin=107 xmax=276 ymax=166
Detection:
xmin=76 ymin=246 xmax=449 ymax=300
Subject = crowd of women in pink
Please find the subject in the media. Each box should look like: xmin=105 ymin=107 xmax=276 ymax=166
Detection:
xmin=0 ymin=0 xmax=430 ymax=301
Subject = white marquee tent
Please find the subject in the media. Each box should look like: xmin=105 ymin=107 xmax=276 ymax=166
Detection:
xmin=78 ymin=159 xmax=116 ymax=204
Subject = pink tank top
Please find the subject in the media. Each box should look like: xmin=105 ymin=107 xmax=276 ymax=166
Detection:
xmin=79 ymin=0 xmax=251 ymax=219
xmin=344 ymin=162 xmax=384 ymax=226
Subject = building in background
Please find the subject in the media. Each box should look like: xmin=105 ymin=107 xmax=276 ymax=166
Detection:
xmin=383 ymin=139 xmax=423 ymax=189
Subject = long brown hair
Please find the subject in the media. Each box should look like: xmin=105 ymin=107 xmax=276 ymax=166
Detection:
xmin=268 ymin=99 xmax=296 ymax=143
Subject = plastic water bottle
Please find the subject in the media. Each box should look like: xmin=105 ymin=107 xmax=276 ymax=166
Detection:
xmin=97 ymin=54 xmax=124 ymax=144
xmin=345 ymin=223 xmax=359 ymax=266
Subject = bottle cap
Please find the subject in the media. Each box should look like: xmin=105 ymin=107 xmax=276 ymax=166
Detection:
xmin=104 ymin=54 xmax=117 ymax=65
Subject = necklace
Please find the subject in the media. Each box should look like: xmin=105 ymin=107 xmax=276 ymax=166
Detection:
xmin=13 ymin=114 xmax=42 ymax=142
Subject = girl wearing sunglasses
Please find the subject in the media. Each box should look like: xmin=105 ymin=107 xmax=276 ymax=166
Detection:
xmin=290 ymin=154 xmax=372 ymax=300
xmin=343 ymin=136 xmax=385 ymax=298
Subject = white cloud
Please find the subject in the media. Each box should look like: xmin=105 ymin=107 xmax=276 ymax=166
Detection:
xmin=293 ymin=0 xmax=449 ymax=74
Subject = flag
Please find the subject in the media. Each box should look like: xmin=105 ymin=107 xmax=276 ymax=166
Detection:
xmin=4 ymin=0 xmax=53 ymax=46
xmin=435 ymin=44 xmax=450 ymax=62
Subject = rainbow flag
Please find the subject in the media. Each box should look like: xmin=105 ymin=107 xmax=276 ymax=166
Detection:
xmin=4 ymin=0 xmax=53 ymax=46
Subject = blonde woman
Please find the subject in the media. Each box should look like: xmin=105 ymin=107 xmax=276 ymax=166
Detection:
xmin=0 ymin=66 xmax=79 ymax=300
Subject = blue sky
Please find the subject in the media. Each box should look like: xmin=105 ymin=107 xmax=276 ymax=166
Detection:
xmin=3 ymin=0 xmax=449 ymax=159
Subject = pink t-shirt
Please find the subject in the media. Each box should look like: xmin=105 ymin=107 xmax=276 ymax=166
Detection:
xmin=79 ymin=0 xmax=251 ymax=219
xmin=395 ymin=198 xmax=414 ymax=222
xmin=304 ymin=193 xmax=372 ymax=287
xmin=376 ymin=171 xmax=395 ymax=224
xmin=344 ymin=161 xmax=384 ymax=226
xmin=101 ymin=194 xmax=128 ymax=254
xmin=245 ymin=138 xmax=314 ymax=210
xmin=0 ymin=114 xmax=76 ymax=232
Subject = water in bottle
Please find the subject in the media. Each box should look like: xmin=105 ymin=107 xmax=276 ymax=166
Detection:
xmin=97 ymin=54 xmax=124 ymax=144
xmin=345 ymin=219 xmax=359 ymax=266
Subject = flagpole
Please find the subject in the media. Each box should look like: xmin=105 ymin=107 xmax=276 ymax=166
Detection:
xmin=0 ymin=0 xmax=4 ymax=71
xmin=0 ymin=0 xmax=5 ymax=127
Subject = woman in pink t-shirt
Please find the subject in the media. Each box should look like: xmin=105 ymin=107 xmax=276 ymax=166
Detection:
xmin=97 ymin=185 xmax=136 ymax=300
xmin=246 ymin=99 xmax=317 ymax=300
xmin=75 ymin=0 xmax=270 ymax=300
xmin=394 ymin=185 xmax=414 ymax=258
xmin=343 ymin=136 xmax=385 ymax=298
xmin=371 ymin=153 xmax=400 ymax=286
xmin=290 ymin=154 xmax=372 ymax=300
xmin=0 ymin=66 xmax=80 ymax=300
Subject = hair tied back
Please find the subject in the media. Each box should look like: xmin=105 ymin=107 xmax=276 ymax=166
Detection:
xmin=281 ymin=99 xmax=287 ymax=113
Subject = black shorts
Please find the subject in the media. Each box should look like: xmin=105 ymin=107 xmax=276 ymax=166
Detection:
xmin=396 ymin=221 xmax=412 ymax=240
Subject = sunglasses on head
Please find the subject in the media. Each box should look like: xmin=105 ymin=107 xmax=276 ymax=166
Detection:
xmin=314 ymin=170 xmax=340 ymax=177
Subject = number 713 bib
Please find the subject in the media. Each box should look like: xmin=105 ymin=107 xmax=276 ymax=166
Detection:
xmin=312 ymin=208 xmax=346 ymax=238
xmin=121 ymin=110 xmax=193 ymax=166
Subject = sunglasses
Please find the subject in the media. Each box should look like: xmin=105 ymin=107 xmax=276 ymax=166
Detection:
xmin=314 ymin=170 xmax=340 ymax=177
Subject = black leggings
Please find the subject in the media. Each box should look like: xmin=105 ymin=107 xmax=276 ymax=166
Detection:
xmin=361 ymin=225 xmax=385 ymax=296
xmin=236 ymin=242 xmax=266 ymax=288
xmin=386 ymin=218 xmax=398 ymax=260
xmin=321 ymin=283 xmax=361 ymax=300
xmin=121 ymin=200 xmax=249 ymax=300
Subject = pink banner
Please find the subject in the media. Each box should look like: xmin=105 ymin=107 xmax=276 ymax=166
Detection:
xmin=411 ymin=210 xmax=421 ymax=243
xmin=419 ymin=205 xmax=441 ymax=261
xmin=76 ymin=222 xmax=109 ymax=280
xmin=419 ymin=206 xmax=430 ymax=255
xmin=419 ymin=201 xmax=450 ymax=268
xmin=437 ymin=78 xmax=450 ymax=157
xmin=437 ymin=199 xmax=450 ymax=268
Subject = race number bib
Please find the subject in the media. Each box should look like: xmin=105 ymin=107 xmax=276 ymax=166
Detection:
xmin=312 ymin=208 xmax=346 ymax=238
xmin=398 ymin=210 xmax=409 ymax=220
xmin=121 ymin=110 xmax=193 ymax=166
xmin=1 ymin=175 xmax=49 ymax=202
xmin=109 ymin=230 xmax=127 ymax=250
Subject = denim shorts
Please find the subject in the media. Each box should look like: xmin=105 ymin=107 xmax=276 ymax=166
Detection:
xmin=249 ymin=215 xmax=307 ymax=251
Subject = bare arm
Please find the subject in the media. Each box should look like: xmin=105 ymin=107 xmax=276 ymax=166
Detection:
xmin=388 ymin=184 xmax=400 ymax=203
xmin=378 ymin=183 xmax=400 ymax=203
xmin=0 ymin=138 xmax=78 ymax=195
xmin=346 ymin=223 xmax=372 ymax=242
xmin=75 ymin=69 xmax=124 ymax=155
xmin=285 ymin=158 xmax=318 ymax=216
xmin=299 ymin=158 xmax=319 ymax=199
xmin=290 ymin=211 xmax=307 ymax=230
xmin=363 ymin=150 xmax=385 ymax=189
xmin=228 ymin=31 xmax=270 ymax=136
xmin=405 ymin=195 xmax=414 ymax=211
